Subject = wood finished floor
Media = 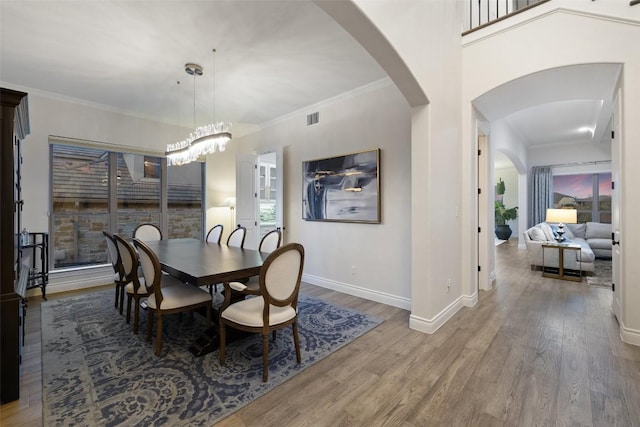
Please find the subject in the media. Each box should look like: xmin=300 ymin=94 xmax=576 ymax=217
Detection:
xmin=2 ymin=241 xmax=640 ymax=426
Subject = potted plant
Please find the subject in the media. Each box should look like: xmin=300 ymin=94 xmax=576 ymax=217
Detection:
xmin=495 ymin=200 xmax=518 ymax=240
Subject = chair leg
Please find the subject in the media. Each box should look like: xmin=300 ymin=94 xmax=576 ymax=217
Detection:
xmin=126 ymin=294 xmax=132 ymax=324
xmin=119 ymin=287 xmax=125 ymax=315
xmin=155 ymin=313 xmax=163 ymax=356
xmin=114 ymin=284 xmax=119 ymax=308
xmin=219 ymin=321 xmax=226 ymax=365
xmin=147 ymin=310 xmax=153 ymax=342
xmin=292 ymin=322 xmax=301 ymax=363
xmin=133 ymin=296 xmax=140 ymax=334
xmin=262 ymin=333 xmax=269 ymax=382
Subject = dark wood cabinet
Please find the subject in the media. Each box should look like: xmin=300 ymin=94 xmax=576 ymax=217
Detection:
xmin=1 ymin=88 xmax=30 ymax=403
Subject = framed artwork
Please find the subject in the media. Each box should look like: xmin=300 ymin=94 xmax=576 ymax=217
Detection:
xmin=302 ymin=148 xmax=380 ymax=223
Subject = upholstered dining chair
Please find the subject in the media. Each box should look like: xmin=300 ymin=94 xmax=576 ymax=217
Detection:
xmin=115 ymin=234 xmax=169 ymax=333
xmin=206 ymin=224 xmax=224 ymax=244
xmin=103 ymin=231 xmax=125 ymax=310
xmin=225 ymin=229 xmax=283 ymax=296
xmin=133 ymin=223 xmax=162 ymax=242
xmin=133 ymin=238 xmax=212 ymax=356
xmin=258 ymin=229 xmax=282 ymax=253
xmin=226 ymin=226 xmax=246 ymax=248
xmin=219 ymin=243 xmax=305 ymax=382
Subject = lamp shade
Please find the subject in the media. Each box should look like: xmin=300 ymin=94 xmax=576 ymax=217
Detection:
xmin=545 ymin=208 xmax=577 ymax=224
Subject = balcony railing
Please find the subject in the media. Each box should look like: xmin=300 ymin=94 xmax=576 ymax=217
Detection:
xmin=464 ymin=0 xmax=550 ymax=34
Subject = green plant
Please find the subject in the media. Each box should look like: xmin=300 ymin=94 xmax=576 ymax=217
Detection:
xmin=495 ymin=201 xmax=518 ymax=225
xmin=496 ymin=177 xmax=505 ymax=196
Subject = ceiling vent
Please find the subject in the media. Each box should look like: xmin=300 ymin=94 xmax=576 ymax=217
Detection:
xmin=307 ymin=112 xmax=319 ymax=126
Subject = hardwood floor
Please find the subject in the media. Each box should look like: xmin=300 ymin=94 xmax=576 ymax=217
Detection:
xmin=2 ymin=241 xmax=640 ymax=426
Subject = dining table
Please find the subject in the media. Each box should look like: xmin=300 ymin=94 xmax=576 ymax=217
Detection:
xmin=144 ymin=238 xmax=268 ymax=286
xmin=143 ymin=238 xmax=269 ymax=356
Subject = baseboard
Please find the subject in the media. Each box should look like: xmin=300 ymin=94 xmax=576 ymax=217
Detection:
xmin=301 ymin=273 xmax=411 ymax=310
xmin=462 ymin=292 xmax=478 ymax=307
xmin=620 ymin=322 xmax=640 ymax=346
xmin=408 ymin=296 xmax=464 ymax=334
xmin=27 ymin=265 xmax=114 ymax=297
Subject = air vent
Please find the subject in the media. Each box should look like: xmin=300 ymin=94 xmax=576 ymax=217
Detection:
xmin=307 ymin=112 xmax=319 ymax=126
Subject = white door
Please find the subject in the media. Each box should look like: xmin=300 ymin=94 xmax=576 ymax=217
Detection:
xmin=611 ymin=89 xmax=622 ymax=321
xmin=236 ymin=154 xmax=258 ymax=250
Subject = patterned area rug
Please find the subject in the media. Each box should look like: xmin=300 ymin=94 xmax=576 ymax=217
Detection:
xmin=587 ymin=258 xmax=613 ymax=288
xmin=42 ymin=289 xmax=382 ymax=426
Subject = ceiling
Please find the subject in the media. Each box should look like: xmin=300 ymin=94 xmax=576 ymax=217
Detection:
xmin=1 ymin=2 xmax=622 ymax=160
xmin=474 ymin=63 xmax=622 ymax=169
xmin=0 ymin=0 xmax=387 ymax=140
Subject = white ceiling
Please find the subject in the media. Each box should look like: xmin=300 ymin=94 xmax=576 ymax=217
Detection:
xmin=0 ymin=1 xmax=387 ymax=138
xmin=474 ymin=63 xmax=622 ymax=169
xmin=1 ymin=2 xmax=622 ymax=161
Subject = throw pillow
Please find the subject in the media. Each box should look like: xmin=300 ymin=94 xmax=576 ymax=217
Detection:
xmin=567 ymin=223 xmax=586 ymax=239
xmin=528 ymin=226 xmax=547 ymax=241
xmin=540 ymin=222 xmax=556 ymax=242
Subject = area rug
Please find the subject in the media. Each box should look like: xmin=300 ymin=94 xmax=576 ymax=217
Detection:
xmin=42 ymin=289 xmax=382 ymax=426
xmin=587 ymin=258 xmax=612 ymax=288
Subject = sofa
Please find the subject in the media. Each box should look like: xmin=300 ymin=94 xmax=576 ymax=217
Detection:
xmin=523 ymin=221 xmax=612 ymax=274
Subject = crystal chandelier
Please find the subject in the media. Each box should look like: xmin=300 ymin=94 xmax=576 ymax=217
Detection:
xmin=166 ymin=50 xmax=231 ymax=166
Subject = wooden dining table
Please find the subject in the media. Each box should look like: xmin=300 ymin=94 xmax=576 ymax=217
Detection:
xmin=144 ymin=238 xmax=268 ymax=286
xmin=143 ymin=238 xmax=269 ymax=356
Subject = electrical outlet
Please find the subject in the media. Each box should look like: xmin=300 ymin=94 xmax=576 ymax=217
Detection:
xmin=446 ymin=278 xmax=451 ymax=292
xmin=351 ymin=265 xmax=357 ymax=275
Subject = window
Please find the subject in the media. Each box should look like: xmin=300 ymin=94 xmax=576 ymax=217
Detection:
xmin=51 ymin=145 xmax=110 ymax=268
xmin=259 ymin=162 xmax=276 ymax=224
xmin=552 ymin=172 xmax=611 ymax=223
xmin=167 ymin=161 xmax=203 ymax=239
xmin=50 ymin=143 xmax=203 ymax=269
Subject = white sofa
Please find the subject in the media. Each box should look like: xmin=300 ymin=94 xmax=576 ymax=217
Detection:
xmin=523 ymin=222 xmax=612 ymax=274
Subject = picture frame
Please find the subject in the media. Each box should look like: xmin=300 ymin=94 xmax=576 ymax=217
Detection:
xmin=302 ymin=148 xmax=380 ymax=223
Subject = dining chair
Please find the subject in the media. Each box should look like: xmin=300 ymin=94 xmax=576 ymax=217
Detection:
xmin=225 ymin=229 xmax=282 ymax=296
xmin=258 ymin=229 xmax=282 ymax=253
xmin=133 ymin=223 xmax=162 ymax=242
xmin=226 ymin=226 xmax=246 ymax=248
xmin=115 ymin=234 xmax=167 ymax=333
xmin=103 ymin=231 xmax=125 ymax=310
xmin=133 ymin=238 xmax=212 ymax=356
xmin=206 ymin=224 xmax=224 ymax=244
xmin=219 ymin=243 xmax=305 ymax=382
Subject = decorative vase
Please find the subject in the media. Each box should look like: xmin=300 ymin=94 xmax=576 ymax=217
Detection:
xmin=495 ymin=224 xmax=512 ymax=240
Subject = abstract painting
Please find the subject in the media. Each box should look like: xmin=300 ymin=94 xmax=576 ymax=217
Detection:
xmin=302 ymin=149 xmax=380 ymax=223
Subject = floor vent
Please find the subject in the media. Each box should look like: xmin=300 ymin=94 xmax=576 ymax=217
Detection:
xmin=307 ymin=112 xmax=319 ymax=126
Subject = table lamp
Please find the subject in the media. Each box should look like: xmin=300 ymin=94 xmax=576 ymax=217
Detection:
xmin=545 ymin=208 xmax=577 ymax=242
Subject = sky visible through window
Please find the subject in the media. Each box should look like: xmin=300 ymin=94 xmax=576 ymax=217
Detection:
xmin=553 ymin=173 xmax=611 ymax=199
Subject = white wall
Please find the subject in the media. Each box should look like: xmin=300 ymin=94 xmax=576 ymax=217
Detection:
xmin=227 ymin=79 xmax=413 ymax=308
xmin=344 ymin=0 xmax=468 ymax=333
xmin=462 ymin=4 xmax=640 ymax=344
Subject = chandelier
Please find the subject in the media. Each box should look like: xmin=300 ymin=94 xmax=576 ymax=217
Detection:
xmin=166 ymin=50 xmax=232 ymax=166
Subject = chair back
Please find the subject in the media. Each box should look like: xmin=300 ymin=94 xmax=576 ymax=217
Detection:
xmin=133 ymin=238 xmax=163 ymax=303
xmin=114 ymin=234 xmax=139 ymax=285
xmin=133 ymin=223 xmax=162 ymax=242
xmin=226 ymin=226 xmax=246 ymax=248
xmin=259 ymin=229 xmax=281 ymax=253
xmin=259 ymin=243 xmax=304 ymax=308
xmin=206 ymin=224 xmax=224 ymax=244
xmin=103 ymin=231 xmax=123 ymax=278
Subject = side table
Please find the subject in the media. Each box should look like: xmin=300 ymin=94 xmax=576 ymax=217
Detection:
xmin=542 ymin=242 xmax=582 ymax=282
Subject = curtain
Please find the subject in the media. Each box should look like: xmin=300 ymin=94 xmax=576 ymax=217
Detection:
xmin=529 ymin=166 xmax=552 ymax=227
